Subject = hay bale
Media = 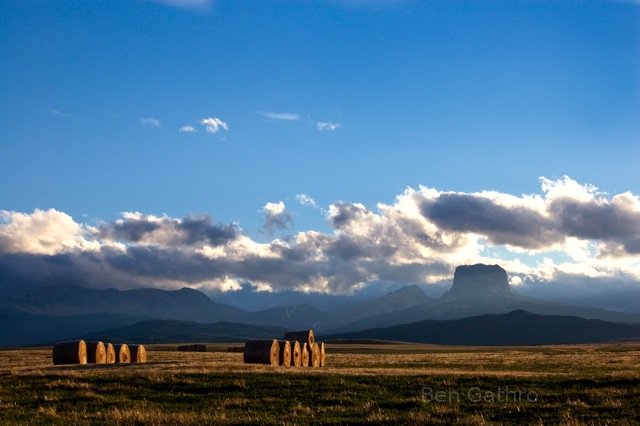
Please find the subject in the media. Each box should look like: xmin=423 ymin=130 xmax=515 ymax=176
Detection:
xmin=278 ymin=340 xmax=291 ymax=367
xmin=319 ymin=341 xmax=326 ymax=367
xmin=86 ymin=341 xmax=106 ymax=364
xmin=114 ymin=344 xmax=130 ymax=363
xmin=130 ymin=344 xmax=147 ymax=363
xmin=52 ymin=340 xmax=87 ymax=365
xmin=226 ymin=346 xmax=244 ymax=353
xmin=309 ymin=342 xmax=321 ymax=368
xmin=105 ymin=343 xmax=116 ymax=364
xmin=243 ymin=339 xmax=279 ymax=366
xmin=301 ymin=342 xmax=309 ymax=367
xmin=283 ymin=330 xmax=314 ymax=348
xmin=177 ymin=344 xmax=207 ymax=352
xmin=291 ymin=340 xmax=301 ymax=367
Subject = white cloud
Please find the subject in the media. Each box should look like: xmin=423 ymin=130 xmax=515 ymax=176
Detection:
xmin=1 ymin=177 xmax=639 ymax=300
xmin=317 ymin=121 xmax=341 ymax=131
xmin=262 ymin=201 xmax=292 ymax=233
xmin=179 ymin=125 xmax=197 ymax=133
xmin=48 ymin=108 xmax=73 ymax=119
xmin=139 ymin=117 xmax=161 ymax=127
xmin=259 ymin=111 xmax=301 ymax=121
xmin=296 ymin=194 xmax=318 ymax=208
xmin=200 ymin=117 xmax=229 ymax=133
xmin=0 ymin=209 xmax=99 ymax=255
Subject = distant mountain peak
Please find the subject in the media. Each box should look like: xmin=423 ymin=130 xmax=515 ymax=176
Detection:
xmin=389 ymin=284 xmax=426 ymax=297
xmin=445 ymin=263 xmax=511 ymax=299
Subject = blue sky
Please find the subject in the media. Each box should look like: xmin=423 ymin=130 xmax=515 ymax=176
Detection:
xmin=2 ymin=0 xmax=638 ymax=232
xmin=1 ymin=1 xmax=639 ymax=306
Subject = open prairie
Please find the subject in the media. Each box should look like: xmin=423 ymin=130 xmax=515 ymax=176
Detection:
xmin=1 ymin=342 xmax=639 ymax=425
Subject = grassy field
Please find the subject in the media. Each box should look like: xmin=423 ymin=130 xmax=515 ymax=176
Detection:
xmin=1 ymin=342 xmax=639 ymax=425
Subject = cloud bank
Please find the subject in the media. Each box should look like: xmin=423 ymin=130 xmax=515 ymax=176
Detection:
xmin=1 ymin=177 xmax=639 ymax=311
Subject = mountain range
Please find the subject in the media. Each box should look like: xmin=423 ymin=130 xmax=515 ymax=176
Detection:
xmin=324 ymin=310 xmax=640 ymax=346
xmin=2 ymin=264 xmax=639 ymax=346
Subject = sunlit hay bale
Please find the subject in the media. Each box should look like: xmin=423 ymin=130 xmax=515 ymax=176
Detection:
xmin=105 ymin=343 xmax=116 ymax=364
xmin=52 ymin=340 xmax=87 ymax=365
xmin=114 ymin=344 xmax=130 ymax=364
xmin=309 ymin=342 xmax=321 ymax=368
xmin=283 ymin=330 xmax=315 ymax=348
xmin=277 ymin=340 xmax=291 ymax=367
xmin=291 ymin=340 xmax=302 ymax=367
xmin=129 ymin=344 xmax=147 ymax=363
xmin=85 ymin=341 xmax=106 ymax=364
xmin=301 ymin=342 xmax=309 ymax=367
xmin=177 ymin=344 xmax=207 ymax=352
xmin=243 ymin=339 xmax=279 ymax=366
xmin=318 ymin=341 xmax=326 ymax=367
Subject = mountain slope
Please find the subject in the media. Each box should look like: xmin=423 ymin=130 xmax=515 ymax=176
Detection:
xmin=0 ymin=307 xmax=144 ymax=347
xmin=84 ymin=320 xmax=287 ymax=343
xmin=326 ymin=265 xmax=640 ymax=332
xmin=0 ymin=285 xmax=246 ymax=323
xmin=244 ymin=304 xmax=327 ymax=329
xmin=316 ymin=285 xmax=431 ymax=331
xmin=325 ymin=310 xmax=640 ymax=345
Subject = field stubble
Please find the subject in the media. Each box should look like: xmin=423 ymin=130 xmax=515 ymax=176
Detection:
xmin=0 ymin=342 xmax=639 ymax=425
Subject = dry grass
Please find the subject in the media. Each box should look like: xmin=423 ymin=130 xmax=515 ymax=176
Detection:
xmin=0 ymin=342 xmax=639 ymax=424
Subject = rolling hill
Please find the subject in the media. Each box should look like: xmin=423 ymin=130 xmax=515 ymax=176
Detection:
xmin=83 ymin=320 xmax=287 ymax=344
xmin=324 ymin=310 xmax=640 ymax=346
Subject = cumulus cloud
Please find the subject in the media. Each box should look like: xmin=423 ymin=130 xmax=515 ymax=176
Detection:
xmin=179 ymin=125 xmax=197 ymax=133
xmin=317 ymin=121 xmax=340 ymax=131
xmin=0 ymin=209 xmax=99 ymax=255
xmin=200 ymin=117 xmax=228 ymax=133
xmin=1 ymin=177 xmax=639 ymax=305
xmin=259 ymin=111 xmax=301 ymax=121
xmin=419 ymin=176 xmax=640 ymax=254
xmin=99 ymin=212 xmax=238 ymax=247
xmin=262 ymin=202 xmax=292 ymax=234
xmin=139 ymin=117 xmax=161 ymax=127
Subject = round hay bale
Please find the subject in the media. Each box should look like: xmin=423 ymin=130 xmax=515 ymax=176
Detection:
xmin=105 ymin=343 xmax=116 ymax=364
xmin=319 ymin=341 xmax=326 ymax=367
xmin=86 ymin=341 xmax=106 ymax=364
xmin=309 ymin=342 xmax=321 ymax=368
xmin=244 ymin=339 xmax=279 ymax=366
xmin=277 ymin=340 xmax=291 ymax=367
xmin=114 ymin=344 xmax=130 ymax=363
xmin=52 ymin=340 xmax=87 ymax=365
xmin=291 ymin=340 xmax=301 ymax=367
xmin=130 ymin=344 xmax=147 ymax=363
xmin=283 ymin=330 xmax=314 ymax=348
xmin=301 ymin=342 xmax=309 ymax=367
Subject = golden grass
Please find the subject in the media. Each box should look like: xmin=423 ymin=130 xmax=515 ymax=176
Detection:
xmin=1 ymin=342 xmax=639 ymax=425
xmin=3 ymin=342 xmax=640 ymax=379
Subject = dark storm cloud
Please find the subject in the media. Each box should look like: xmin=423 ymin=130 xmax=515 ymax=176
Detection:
xmin=419 ymin=192 xmax=640 ymax=254
xmin=177 ymin=215 xmax=239 ymax=245
xmin=549 ymin=198 xmax=640 ymax=254
xmin=421 ymin=194 xmax=561 ymax=249
xmin=99 ymin=213 xmax=238 ymax=246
